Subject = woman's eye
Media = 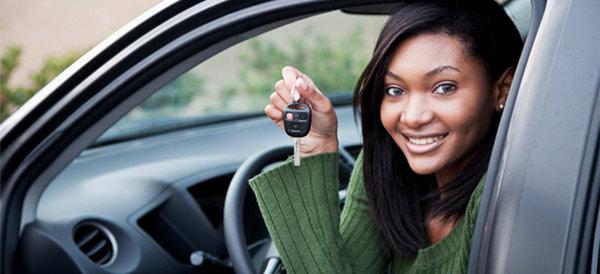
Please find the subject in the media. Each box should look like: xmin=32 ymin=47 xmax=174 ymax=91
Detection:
xmin=385 ymin=86 xmax=405 ymax=96
xmin=433 ymin=83 xmax=457 ymax=94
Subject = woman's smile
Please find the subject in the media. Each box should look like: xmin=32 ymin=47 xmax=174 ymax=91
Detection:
xmin=402 ymin=133 xmax=448 ymax=154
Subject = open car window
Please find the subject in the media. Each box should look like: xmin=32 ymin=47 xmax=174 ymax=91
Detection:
xmin=96 ymin=11 xmax=388 ymax=145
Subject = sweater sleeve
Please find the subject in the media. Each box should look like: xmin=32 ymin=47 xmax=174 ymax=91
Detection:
xmin=249 ymin=151 xmax=387 ymax=274
xmin=465 ymin=174 xmax=487 ymax=246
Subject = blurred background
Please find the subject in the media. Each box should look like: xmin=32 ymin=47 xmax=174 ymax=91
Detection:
xmin=0 ymin=0 xmax=386 ymax=130
xmin=0 ymin=0 xmax=160 ymax=121
xmin=0 ymin=0 xmax=523 ymax=131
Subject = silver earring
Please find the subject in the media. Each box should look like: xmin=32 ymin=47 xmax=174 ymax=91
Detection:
xmin=499 ymin=104 xmax=504 ymax=110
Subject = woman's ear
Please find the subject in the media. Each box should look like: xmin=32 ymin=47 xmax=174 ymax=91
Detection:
xmin=494 ymin=67 xmax=515 ymax=111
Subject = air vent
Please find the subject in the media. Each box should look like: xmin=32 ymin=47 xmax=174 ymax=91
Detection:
xmin=187 ymin=174 xmax=232 ymax=229
xmin=73 ymin=222 xmax=116 ymax=266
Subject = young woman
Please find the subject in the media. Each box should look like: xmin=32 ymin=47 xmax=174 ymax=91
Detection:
xmin=250 ymin=0 xmax=523 ymax=273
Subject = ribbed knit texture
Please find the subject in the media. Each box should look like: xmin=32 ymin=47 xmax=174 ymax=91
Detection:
xmin=250 ymin=152 xmax=485 ymax=274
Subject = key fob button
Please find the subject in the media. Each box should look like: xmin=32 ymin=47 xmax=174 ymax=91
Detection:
xmin=283 ymin=102 xmax=311 ymax=138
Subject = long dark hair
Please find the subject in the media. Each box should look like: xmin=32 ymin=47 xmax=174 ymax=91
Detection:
xmin=352 ymin=0 xmax=523 ymax=257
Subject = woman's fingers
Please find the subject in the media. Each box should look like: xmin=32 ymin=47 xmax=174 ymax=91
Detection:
xmin=264 ymin=105 xmax=283 ymax=128
xmin=281 ymin=66 xmax=332 ymax=113
xmin=269 ymin=91 xmax=288 ymax=111
xmin=282 ymin=66 xmax=300 ymax=92
xmin=274 ymin=79 xmax=292 ymax=104
xmin=282 ymin=66 xmax=319 ymax=91
xmin=293 ymin=77 xmax=332 ymax=113
xmin=266 ymin=66 xmax=339 ymax=156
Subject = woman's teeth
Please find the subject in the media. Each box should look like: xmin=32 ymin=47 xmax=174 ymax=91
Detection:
xmin=408 ymin=135 xmax=445 ymax=145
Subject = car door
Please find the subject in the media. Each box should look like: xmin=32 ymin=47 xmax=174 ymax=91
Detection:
xmin=468 ymin=0 xmax=600 ymax=273
xmin=0 ymin=1 xmax=402 ymax=273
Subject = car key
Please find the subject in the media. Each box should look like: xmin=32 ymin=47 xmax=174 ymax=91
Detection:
xmin=283 ymin=85 xmax=311 ymax=166
xmin=284 ymin=102 xmax=311 ymax=166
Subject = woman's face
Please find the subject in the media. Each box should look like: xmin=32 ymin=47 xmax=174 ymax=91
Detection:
xmin=380 ymin=33 xmax=500 ymax=184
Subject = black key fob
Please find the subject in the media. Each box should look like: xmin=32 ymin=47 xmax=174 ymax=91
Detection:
xmin=283 ymin=102 xmax=311 ymax=138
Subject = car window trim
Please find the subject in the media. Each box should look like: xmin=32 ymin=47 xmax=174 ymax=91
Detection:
xmin=467 ymin=0 xmax=546 ymax=272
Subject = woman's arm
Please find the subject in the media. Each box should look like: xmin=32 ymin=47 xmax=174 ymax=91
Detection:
xmin=250 ymin=152 xmax=387 ymax=273
xmin=339 ymin=152 xmax=388 ymax=272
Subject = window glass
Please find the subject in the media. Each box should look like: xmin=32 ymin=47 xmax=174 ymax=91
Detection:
xmin=503 ymin=0 xmax=532 ymax=39
xmin=98 ymin=11 xmax=388 ymax=142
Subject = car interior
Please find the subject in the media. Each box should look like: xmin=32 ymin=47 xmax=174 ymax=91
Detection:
xmin=12 ymin=1 xmax=533 ymax=273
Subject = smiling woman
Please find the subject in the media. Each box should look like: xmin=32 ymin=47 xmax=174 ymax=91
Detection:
xmin=380 ymin=33 xmax=508 ymax=183
xmin=380 ymin=32 xmax=514 ymax=245
xmin=3 ymin=0 xmax=599 ymax=273
xmin=250 ymin=0 xmax=523 ymax=273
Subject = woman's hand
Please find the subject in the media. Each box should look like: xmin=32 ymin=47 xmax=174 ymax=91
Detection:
xmin=265 ymin=66 xmax=339 ymax=157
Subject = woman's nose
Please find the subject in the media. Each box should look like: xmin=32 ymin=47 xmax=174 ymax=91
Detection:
xmin=400 ymin=95 xmax=434 ymax=129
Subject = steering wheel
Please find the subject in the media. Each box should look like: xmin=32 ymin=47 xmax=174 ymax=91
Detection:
xmin=223 ymin=145 xmax=357 ymax=274
xmin=224 ymin=146 xmax=292 ymax=274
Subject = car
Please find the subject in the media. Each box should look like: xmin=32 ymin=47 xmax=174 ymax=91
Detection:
xmin=0 ymin=0 xmax=598 ymax=273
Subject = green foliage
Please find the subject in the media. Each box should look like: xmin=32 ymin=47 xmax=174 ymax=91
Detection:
xmin=0 ymin=44 xmax=204 ymax=122
xmin=139 ymin=73 xmax=204 ymax=112
xmin=0 ymin=25 xmax=371 ymax=125
xmin=1 ymin=45 xmax=81 ymax=121
xmin=1 ymin=46 xmax=29 ymax=121
xmin=30 ymin=51 xmax=81 ymax=94
xmin=218 ymin=26 xmax=371 ymax=111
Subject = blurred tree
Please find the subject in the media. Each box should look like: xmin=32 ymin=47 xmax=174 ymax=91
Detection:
xmin=0 ymin=45 xmax=204 ymax=122
xmin=1 ymin=46 xmax=29 ymax=121
xmin=0 ymin=45 xmax=81 ymax=121
xmin=217 ymin=26 xmax=370 ymax=111
xmin=95 ymin=25 xmax=373 ymax=139
xmin=30 ymin=51 xmax=82 ymax=94
xmin=139 ymin=73 xmax=205 ymax=112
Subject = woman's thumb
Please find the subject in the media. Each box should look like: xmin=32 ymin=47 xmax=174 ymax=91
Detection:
xmin=295 ymin=77 xmax=329 ymax=112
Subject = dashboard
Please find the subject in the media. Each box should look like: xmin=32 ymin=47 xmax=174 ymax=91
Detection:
xmin=16 ymin=105 xmax=361 ymax=274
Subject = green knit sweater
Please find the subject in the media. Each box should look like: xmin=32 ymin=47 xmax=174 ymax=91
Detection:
xmin=249 ymin=152 xmax=485 ymax=274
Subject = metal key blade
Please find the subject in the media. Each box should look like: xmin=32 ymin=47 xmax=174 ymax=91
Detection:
xmin=293 ymin=138 xmax=301 ymax=166
xmin=291 ymin=83 xmax=300 ymax=102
